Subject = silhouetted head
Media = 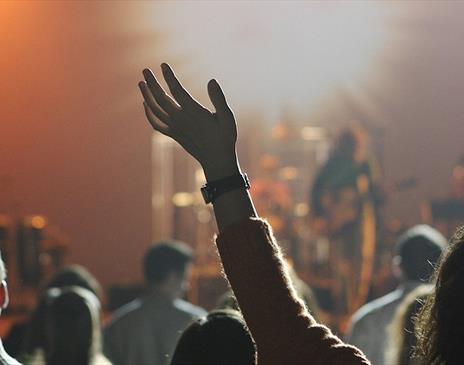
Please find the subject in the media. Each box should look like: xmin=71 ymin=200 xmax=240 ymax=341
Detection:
xmin=43 ymin=264 xmax=102 ymax=300
xmin=394 ymin=225 xmax=446 ymax=282
xmin=22 ymin=265 xmax=102 ymax=355
xmin=171 ymin=309 xmax=256 ymax=365
xmin=144 ymin=240 xmax=193 ymax=298
xmin=43 ymin=286 xmax=103 ymax=365
xmin=332 ymin=123 xmax=368 ymax=162
xmin=415 ymin=226 xmax=464 ymax=365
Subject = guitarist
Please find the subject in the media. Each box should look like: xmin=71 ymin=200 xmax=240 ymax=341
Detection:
xmin=309 ymin=123 xmax=382 ymax=329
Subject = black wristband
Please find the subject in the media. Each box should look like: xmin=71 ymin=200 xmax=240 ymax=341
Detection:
xmin=201 ymin=173 xmax=250 ymax=204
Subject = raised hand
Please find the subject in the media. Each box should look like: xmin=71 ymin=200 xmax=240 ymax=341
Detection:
xmin=139 ymin=63 xmax=240 ymax=181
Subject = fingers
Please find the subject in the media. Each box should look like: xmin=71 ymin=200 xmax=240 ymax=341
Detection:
xmin=142 ymin=68 xmax=179 ymax=114
xmin=161 ymin=63 xmax=206 ymax=112
xmin=144 ymin=101 xmax=199 ymax=159
xmin=139 ymin=82 xmax=172 ymax=126
xmin=207 ymin=79 xmax=234 ymax=121
xmin=143 ymin=102 xmax=173 ymax=137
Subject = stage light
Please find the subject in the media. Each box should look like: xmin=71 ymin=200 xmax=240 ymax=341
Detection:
xmin=279 ymin=166 xmax=299 ymax=181
xmin=172 ymin=192 xmax=195 ymax=207
xmin=150 ymin=1 xmax=393 ymax=121
xmin=30 ymin=215 xmax=47 ymax=230
xmin=301 ymin=127 xmax=327 ymax=141
xmin=294 ymin=203 xmax=309 ymax=218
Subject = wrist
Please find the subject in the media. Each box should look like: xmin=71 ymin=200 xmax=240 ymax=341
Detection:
xmin=202 ymin=159 xmax=241 ymax=182
xmin=201 ymin=172 xmax=250 ymax=204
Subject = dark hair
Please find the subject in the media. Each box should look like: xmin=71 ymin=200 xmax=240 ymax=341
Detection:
xmin=415 ymin=226 xmax=464 ymax=365
xmin=334 ymin=128 xmax=358 ymax=158
xmin=22 ymin=265 xmax=103 ymax=355
xmin=171 ymin=309 xmax=256 ymax=365
xmin=43 ymin=265 xmax=102 ymax=300
xmin=395 ymin=225 xmax=446 ymax=281
xmin=385 ymin=284 xmax=432 ymax=365
xmin=144 ymin=241 xmax=192 ymax=284
xmin=331 ymin=123 xmax=367 ymax=160
xmin=43 ymin=286 xmax=107 ymax=365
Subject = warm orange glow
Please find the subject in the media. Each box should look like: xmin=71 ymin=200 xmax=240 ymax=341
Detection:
xmin=294 ymin=203 xmax=309 ymax=217
xmin=279 ymin=166 xmax=299 ymax=181
xmin=0 ymin=216 xmax=10 ymax=227
xmin=172 ymin=192 xmax=195 ymax=207
xmin=30 ymin=215 xmax=47 ymax=229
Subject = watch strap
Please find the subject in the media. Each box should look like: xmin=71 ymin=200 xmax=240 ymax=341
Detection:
xmin=201 ymin=173 xmax=250 ymax=204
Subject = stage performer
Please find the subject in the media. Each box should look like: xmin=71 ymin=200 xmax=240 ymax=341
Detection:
xmin=310 ymin=124 xmax=381 ymax=327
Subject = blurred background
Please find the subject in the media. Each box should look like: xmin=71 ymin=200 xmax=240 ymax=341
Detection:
xmin=1 ymin=0 xmax=463 ymax=329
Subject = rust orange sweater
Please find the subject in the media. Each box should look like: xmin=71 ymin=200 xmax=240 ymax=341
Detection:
xmin=215 ymin=218 xmax=370 ymax=365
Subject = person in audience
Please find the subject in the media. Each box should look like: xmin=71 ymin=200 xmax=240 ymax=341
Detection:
xmin=414 ymin=225 xmax=464 ymax=365
xmin=171 ymin=309 xmax=256 ymax=365
xmin=345 ymin=225 xmax=446 ymax=364
xmin=14 ymin=265 xmax=102 ymax=359
xmin=22 ymin=286 xmax=110 ymax=365
xmin=41 ymin=265 xmax=103 ymax=300
xmin=0 ymin=252 xmax=21 ymax=364
xmin=104 ymin=240 xmax=206 ymax=365
xmin=384 ymin=284 xmax=432 ymax=365
xmin=138 ymin=63 xmax=370 ymax=364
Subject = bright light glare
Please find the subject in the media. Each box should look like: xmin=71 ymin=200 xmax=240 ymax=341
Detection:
xmin=142 ymin=2 xmax=393 ymax=121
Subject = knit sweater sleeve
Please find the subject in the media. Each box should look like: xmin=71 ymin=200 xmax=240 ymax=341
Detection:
xmin=215 ymin=217 xmax=370 ymax=365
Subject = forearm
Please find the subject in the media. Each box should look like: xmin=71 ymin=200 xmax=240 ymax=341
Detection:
xmin=212 ymin=189 xmax=257 ymax=232
xmin=216 ymin=218 xmax=370 ymax=364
